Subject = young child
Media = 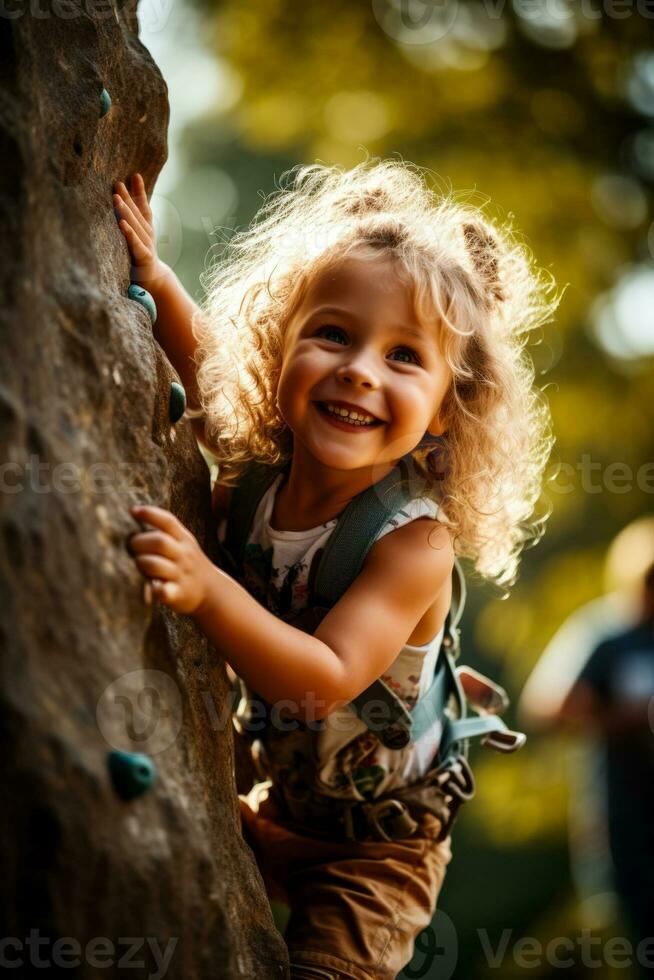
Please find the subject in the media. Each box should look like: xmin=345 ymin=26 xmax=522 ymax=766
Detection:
xmin=119 ymin=161 xmax=560 ymax=979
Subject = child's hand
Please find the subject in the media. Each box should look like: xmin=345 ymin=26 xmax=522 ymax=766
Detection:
xmin=113 ymin=173 xmax=164 ymax=286
xmin=127 ymin=505 xmax=214 ymax=615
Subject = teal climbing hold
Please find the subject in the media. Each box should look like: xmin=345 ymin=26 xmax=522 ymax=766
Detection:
xmin=108 ymin=750 xmax=156 ymax=801
xmin=169 ymin=381 xmax=187 ymax=424
xmin=127 ymin=284 xmax=157 ymax=324
xmin=100 ymin=88 xmax=112 ymax=118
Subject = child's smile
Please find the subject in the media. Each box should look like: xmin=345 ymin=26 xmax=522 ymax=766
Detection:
xmin=275 ymin=252 xmax=451 ymax=516
xmin=313 ymin=399 xmax=384 ymax=432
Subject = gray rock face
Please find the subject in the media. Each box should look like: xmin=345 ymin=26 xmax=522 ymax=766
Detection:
xmin=0 ymin=4 xmax=288 ymax=976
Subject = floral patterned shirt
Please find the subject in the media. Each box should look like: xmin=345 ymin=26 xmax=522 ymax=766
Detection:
xmin=219 ymin=471 xmax=448 ymax=803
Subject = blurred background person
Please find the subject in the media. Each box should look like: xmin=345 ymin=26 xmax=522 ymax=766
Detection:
xmin=520 ymin=517 xmax=654 ymax=968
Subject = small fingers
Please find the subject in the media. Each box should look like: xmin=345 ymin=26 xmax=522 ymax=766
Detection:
xmin=114 ymin=182 xmax=152 ymax=240
xmin=133 ymin=553 xmax=179 ymax=581
xmin=131 ymin=505 xmax=189 ymax=542
xmin=128 ymin=530 xmax=179 ymax=560
xmin=118 ymin=220 xmax=152 ymax=264
xmin=113 ymin=194 xmax=150 ymax=244
xmin=143 ymin=578 xmax=181 ymax=608
xmin=114 ymin=205 xmax=152 ymax=254
xmin=132 ymin=173 xmax=153 ymax=220
xmin=143 ymin=578 xmax=177 ymax=607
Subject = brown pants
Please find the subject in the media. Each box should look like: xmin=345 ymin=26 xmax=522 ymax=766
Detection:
xmin=239 ymin=781 xmax=453 ymax=980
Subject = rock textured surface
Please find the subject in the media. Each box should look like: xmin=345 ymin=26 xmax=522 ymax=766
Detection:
xmin=0 ymin=4 xmax=288 ymax=977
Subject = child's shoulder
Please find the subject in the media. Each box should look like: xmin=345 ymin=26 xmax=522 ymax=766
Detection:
xmin=368 ymin=509 xmax=455 ymax=642
xmin=377 ymin=494 xmax=447 ymax=534
xmin=367 ymin=509 xmax=453 ymax=570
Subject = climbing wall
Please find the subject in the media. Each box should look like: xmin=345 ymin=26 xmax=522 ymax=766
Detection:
xmin=0 ymin=4 xmax=288 ymax=977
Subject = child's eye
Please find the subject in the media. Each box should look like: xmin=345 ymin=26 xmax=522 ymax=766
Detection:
xmin=316 ymin=324 xmax=347 ymax=344
xmin=315 ymin=325 xmax=422 ymax=366
xmin=389 ymin=347 xmax=421 ymax=365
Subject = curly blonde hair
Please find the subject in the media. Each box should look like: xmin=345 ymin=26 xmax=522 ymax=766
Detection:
xmin=192 ymin=158 xmax=562 ymax=588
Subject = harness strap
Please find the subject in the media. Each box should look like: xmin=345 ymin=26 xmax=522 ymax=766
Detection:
xmin=223 ymin=462 xmax=285 ymax=571
xmin=408 ymin=657 xmax=449 ymax=743
xmin=347 ymin=555 xmax=467 ymax=750
xmin=310 ymin=455 xmax=416 ymax=603
xmin=439 ymin=715 xmax=527 ymax=762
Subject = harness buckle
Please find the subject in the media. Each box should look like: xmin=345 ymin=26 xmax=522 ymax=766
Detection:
xmin=436 ymin=755 xmax=476 ymax=801
xmin=481 ymin=728 xmax=527 ymax=753
xmin=429 ymin=756 xmax=476 ymax=840
xmin=456 ymin=665 xmax=509 ymax=715
xmin=364 ymin=798 xmax=419 ymax=842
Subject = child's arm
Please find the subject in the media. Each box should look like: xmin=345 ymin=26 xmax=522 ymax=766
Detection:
xmin=113 ymin=174 xmax=209 ymax=447
xmin=128 ymin=503 xmax=453 ymax=722
xmin=308 ymin=517 xmax=454 ymax=714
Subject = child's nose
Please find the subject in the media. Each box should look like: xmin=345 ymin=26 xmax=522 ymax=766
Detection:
xmin=335 ymin=356 xmax=380 ymax=388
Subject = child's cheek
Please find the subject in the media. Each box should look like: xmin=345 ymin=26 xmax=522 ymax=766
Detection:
xmin=276 ymin=368 xmax=306 ymax=429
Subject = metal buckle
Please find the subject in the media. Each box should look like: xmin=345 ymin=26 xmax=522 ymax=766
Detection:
xmin=365 ymin=799 xmax=418 ymax=842
xmin=456 ymin=665 xmax=509 ymax=715
xmin=437 ymin=756 xmax=476 ymax=801
xmin=481 ymin=728 xmax=527 ymax=753
xmin=429 ymin=756 xmax=476 ymax=840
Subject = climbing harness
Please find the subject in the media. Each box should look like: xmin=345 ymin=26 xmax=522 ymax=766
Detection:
xmin=218 ymin=453 xmax=525 ymax=843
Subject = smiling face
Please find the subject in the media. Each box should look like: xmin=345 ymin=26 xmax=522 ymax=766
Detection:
xmin=276 ymin=251 xmax=452 ymax=493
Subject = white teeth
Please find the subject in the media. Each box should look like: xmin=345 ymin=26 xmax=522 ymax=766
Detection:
xmin=323 ymin=402 xmax=376 ymax=425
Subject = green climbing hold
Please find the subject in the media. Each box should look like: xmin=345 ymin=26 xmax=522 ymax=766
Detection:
xmin=100 ymin=88 xmax=112 ymax=117
xmin=107 ymin=750 xmax=156 ymax=801
xmin=169 ymin=381 xmax=187 ymax=424
xmin=127 ymin=284 xmax=157 ymax=324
